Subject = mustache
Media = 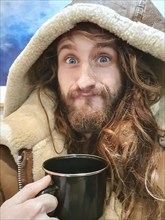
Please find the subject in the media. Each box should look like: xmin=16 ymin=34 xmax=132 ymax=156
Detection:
xmin=67 ymin=86 xmax=109 ymax=99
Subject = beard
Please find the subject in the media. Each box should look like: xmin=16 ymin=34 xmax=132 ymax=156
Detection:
xmin=58 ymin=84 xmax=124 ymax=134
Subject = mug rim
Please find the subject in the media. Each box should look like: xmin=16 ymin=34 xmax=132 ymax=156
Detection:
xmin=42 ymin=154 xmax=108 ymax=177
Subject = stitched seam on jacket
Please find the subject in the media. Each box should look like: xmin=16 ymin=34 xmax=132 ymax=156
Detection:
xmin=132 ymin=0 xmax=147 ymax=21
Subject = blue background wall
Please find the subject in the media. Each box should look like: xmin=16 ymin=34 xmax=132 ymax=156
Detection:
xmin=0 ymin=0 xmax=71 ymax=86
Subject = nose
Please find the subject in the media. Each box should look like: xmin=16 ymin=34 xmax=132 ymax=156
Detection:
xmin=76 ymin=64 xmax=96 ymax=90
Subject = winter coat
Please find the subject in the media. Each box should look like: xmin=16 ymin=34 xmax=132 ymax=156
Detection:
xmin=0 ymin=0 xmax=165 ymax=219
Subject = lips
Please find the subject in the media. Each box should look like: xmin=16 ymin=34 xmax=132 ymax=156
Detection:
xmin=70 ymin=90 xmax=102 ymax=99
xmin=70 ymin=94 xmax=104 ymax=112
xmin=77 ymin=93 xmax=98 ymax=98
xmin=79 ymin=92 xmax=93 ymax=97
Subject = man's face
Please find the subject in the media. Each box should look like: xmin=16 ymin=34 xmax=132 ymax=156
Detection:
xmin=57 ymin=33 xmax=123 ymax=134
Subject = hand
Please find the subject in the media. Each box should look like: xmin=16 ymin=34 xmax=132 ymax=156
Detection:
xmin=0 ymin=175 xmax=59 ymax=219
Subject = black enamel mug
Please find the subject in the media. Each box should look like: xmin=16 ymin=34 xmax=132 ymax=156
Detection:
xmin=41 ymin=154 xmax=108 ymax=220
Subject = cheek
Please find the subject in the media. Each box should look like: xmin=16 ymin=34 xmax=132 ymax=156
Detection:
xmin=58 ymin=70 xmax=67 ymax=96
xmin=57 ymin=68 xmax=75 ymax=96
xmin=101 ymin=69 xmax=122 ymax=93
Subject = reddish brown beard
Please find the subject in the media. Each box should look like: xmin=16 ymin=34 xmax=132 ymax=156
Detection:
xmin=58 ymin=84 xmax=124 ymax=134
xmin=68 ymin=108 xmax=109 ymax=133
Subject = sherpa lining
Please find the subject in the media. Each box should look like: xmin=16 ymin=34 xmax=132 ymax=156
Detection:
xmin=0 ymin=90 xmax=63 ymax=156
xmin=4 ymin=3 xmax=165 ymax=117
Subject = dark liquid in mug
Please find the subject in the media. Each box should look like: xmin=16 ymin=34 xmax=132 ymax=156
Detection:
xmin=45 ymin=156 xmax=106 ymax=174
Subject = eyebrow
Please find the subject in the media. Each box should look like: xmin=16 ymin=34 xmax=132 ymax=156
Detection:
xmin=95 ymin=42 xmax=116 ymax=50
xmin=57 ymin=42 xmax=77 ymax=55
xmin=57 ymin=41 xmax=116 ymax=55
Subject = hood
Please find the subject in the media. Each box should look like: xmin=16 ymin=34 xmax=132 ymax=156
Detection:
xmin=3 ymin=0 xmax=165 ymax=119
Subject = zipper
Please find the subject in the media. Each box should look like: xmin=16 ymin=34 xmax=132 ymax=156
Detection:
xmin=17 ymin=152 xmax=23 ymax=191
xmin=17 ymin=149 xmax=33 ymax=190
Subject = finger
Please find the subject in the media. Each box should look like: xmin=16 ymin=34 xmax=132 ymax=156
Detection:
xmin=34 ymin=213 xmax=59 ymax=220
xmin=21 ymin=194 xmax=58 ymax=219
xmin=51 ymin=217 xmax=59 ymax=220
xmin=34 ymin=194 xmax=58 ymax=214
xmin=9 ymin=175 xmax=51 ymax=204
xmin=1 ymin=192 xmax=58 ymax=220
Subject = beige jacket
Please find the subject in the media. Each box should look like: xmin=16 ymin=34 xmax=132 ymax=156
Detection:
xmin=0 ymin=0 xmax=165 ymax=219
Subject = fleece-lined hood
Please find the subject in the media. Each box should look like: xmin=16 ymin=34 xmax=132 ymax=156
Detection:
xmin=1 ymin=0 xmax=165 ymax=181
xmin=3 ymin=0 xmax=165 ymax=118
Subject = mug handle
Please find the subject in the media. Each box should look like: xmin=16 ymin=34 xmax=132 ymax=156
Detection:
xmin=37 ymin=184 xmax=59 ymax=196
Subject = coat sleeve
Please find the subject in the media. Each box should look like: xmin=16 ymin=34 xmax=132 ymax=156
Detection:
xmin=156 ymin=148 xmax=165 ymax=196
xmin=0 ymin=145 xmax=18 ymax=205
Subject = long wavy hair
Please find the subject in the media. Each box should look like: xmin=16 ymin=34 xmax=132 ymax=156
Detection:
xmin=28 ymin=23 xmax=164 ymax=219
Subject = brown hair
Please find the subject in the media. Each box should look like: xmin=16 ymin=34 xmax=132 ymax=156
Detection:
xmin=28 ymin=22 xmax=164 ymax=219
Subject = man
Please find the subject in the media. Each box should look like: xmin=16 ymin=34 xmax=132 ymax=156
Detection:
xmin=0 ymin=0 xmax=165 ymax=219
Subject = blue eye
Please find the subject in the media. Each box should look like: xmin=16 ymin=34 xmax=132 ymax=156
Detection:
xmin=98 ymin=56 xmax=110 ymax=63
xmin=66 ymin=57 xmax=78 ymax=64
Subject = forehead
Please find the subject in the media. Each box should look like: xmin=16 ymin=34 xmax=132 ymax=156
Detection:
xmin=57 ymin=34 xmax=94 ymax=55
xmin=57 ymin=29 xmax=117 ymax=52
xmin=58 ymin=33 xmax=93 ymax=47
xmin=57 ymin=36 xmax=118 ymax=57
xmin=56 ymin=23 xmax=117 ymax=44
